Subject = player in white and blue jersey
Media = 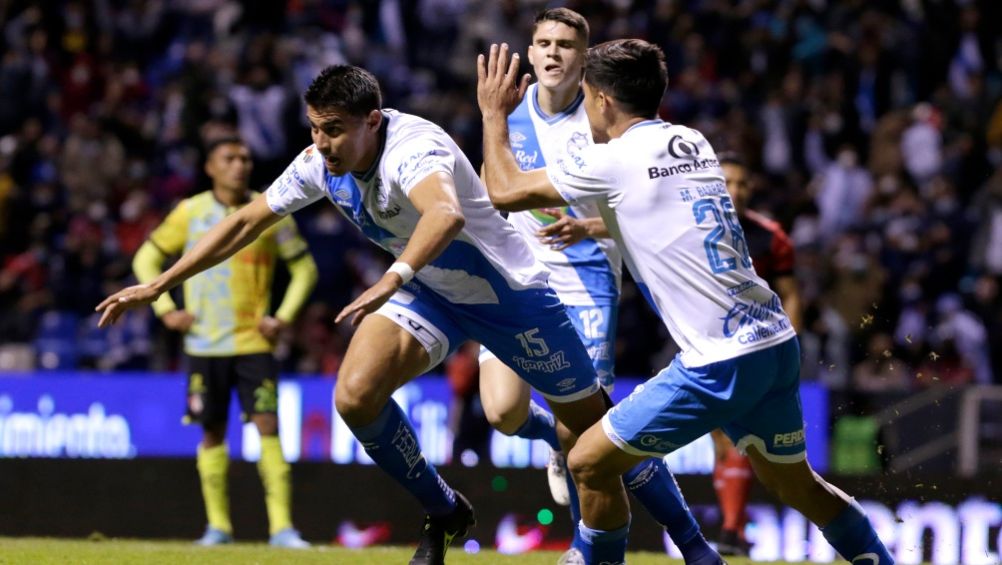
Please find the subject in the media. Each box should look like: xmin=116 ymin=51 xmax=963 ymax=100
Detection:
xmin=97 ymin=64 xmax=699 ymax=565
xmin=478 ymin=9 xmax=721 ymax=565
xmin=477 ymin=40 xmax=895 ymax=565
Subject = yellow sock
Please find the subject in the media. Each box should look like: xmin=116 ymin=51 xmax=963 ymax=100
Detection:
xmin=258 ymin=436 xmax=293 ymax=535
xmin=196 ymin=443 xmax=232 ymax=534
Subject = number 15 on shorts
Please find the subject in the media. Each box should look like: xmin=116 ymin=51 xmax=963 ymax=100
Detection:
xmin=516 ymin=328 xmax=550 ymax=357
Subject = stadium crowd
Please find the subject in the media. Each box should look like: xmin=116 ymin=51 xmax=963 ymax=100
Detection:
xmin=1 ymin=0 xmax=1000 ymax=400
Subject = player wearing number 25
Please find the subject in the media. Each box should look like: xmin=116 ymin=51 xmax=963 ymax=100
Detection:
xmin=477 ymin=38 xmax=894 ymax=564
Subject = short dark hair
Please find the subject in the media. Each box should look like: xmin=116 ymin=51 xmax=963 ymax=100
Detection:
xmin=716 ymin=151 xmax=747 ymax=168
xmin=533 ymin=8 xmax=589 ymax=43
xmin=303 ymin=65 xmax=382 ymax=116
xmin=205 ymin=136 xmax=246 ymax=157
xmin=584 ymin=39 xmax=668 ymax=118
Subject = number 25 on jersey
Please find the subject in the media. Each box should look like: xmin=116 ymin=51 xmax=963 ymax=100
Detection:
xmin=691 ymin=197 xmax=752 ymax=274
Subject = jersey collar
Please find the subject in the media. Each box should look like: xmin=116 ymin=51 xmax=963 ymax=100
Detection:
xmin=531 ymin=84 xmax=585 ymax=125
xmin=623 ymin=119 xmax=665 ymax=135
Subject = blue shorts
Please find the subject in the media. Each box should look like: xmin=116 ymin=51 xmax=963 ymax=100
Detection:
xmin=375 ymin=281 xmax=600 ymax=403
xmin=602 ymin=337 xmax=806 ymax=463
xmin=480 ymin=302 xmax=617 ymax=392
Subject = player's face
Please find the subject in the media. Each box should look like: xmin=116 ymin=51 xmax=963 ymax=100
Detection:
xmin=581 ymin=81 xmax=610 ymax=143
xmin=721 ymin=163 xmax=750 ymax=214
xmin=528 ymin=21 xmax=585 ymax=92
xmin=306 ymin=105 xmax=382 ymax=176
xmin=205 ymin=142 xmax=252 ymax=190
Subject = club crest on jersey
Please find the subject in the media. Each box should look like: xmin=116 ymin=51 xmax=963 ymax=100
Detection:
xmin=372 ymin=176 xmax=401 ymax=219
xmin=566 ymin=131 xmax=588 ymax=154
xmin=565 ymin=131 xmax=589 ymax=169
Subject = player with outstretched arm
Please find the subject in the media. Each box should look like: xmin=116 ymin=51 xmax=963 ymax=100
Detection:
xmin=98 ymin=64 xmax=709 ymax=565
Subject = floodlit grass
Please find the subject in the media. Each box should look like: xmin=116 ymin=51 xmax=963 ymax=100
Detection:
xmin=0 ymin=537 xmax=826 ymax=564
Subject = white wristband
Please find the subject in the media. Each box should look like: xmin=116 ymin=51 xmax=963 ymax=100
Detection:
xmin=387 ymin=262 xmax=415 ymax=285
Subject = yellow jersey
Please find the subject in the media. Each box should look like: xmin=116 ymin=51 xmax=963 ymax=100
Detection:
xmin=147 ymin=191 xmax=311 ymax=356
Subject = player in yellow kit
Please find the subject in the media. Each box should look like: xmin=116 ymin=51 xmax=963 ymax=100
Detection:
xmin=133 ymin=136 xmax=318 ymax=547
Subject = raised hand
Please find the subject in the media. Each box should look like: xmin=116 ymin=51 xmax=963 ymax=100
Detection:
xmin=477 ymin=43 xmax=532 ymax=119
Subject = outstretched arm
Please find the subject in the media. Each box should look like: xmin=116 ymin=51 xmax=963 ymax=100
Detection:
xmin=477 ymin=43 xmax=566 ymax=211
xmin=334 ymin=171 xmax=466 ymax=326
xmin=97 ymin=196 xmax=283 ymax=327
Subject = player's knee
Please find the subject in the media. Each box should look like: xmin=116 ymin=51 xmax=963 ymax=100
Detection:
xmin=566 ymin=445 xmax=606 ymax=490
xmin=334 ymin=372 xmax=386 ymax=426
xmin=483 ymin=402 xmax=527 ymax=436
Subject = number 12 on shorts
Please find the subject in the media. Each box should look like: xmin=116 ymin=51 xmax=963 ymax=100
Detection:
xmin=578 ymin=308 xmax=605 ymax=340
xmin=692 ymin=197 xmax=752 ymax=274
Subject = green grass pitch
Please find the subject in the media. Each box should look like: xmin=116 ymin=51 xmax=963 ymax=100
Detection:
xmin=0 ymin=538 xmax=826 ymax=564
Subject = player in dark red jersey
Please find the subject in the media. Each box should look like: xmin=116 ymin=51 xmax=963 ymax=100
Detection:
xmin=713 ymin=152 xmax=803 ymax=556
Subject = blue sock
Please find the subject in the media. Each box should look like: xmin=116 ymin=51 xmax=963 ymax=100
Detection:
xmin=511 ymin=400 xmax=561 ymax=451
xmin=573 ymin=519 xmax=630 ymax=565
xmin=349 ymin=400 xmax=456 ymax=515
xmin=624 ymin=458 xmax=720 ymax=565
xmin=822 ymin=498 xmax=895 ymax=564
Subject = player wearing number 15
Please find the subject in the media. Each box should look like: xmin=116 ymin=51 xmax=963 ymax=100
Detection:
xmin=477 ymin=39 xmax=895 ymax=564
xmin=98 ymin=64 xmax=642 ymax=565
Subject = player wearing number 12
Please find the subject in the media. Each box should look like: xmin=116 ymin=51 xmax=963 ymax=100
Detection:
xmin=477 ymin=39 xmax=895 ymax=564
xmin=478 ymin=9 xmax=721 ymax=565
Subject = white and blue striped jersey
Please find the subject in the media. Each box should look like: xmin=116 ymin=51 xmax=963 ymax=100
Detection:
xmin=547 ymin=120 xmax=796 ymax=367
xmin=265 ymin=109 xmax=549 ymax=304
xmin=506 ymin=84 xmax=622 ymax=307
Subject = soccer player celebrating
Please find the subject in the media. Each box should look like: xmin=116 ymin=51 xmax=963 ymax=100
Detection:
xmin=480 ymin=9 xmax=719 ymax=565
xmin=98 ymin=65 xmax=684 ymax=565
xmin=710 ymin=151 xmax=803 ymax=556
xmin=477 ymin=40 xmax=894 ymax=565
xmin=132 ymin=136 xmax=317 ymax=547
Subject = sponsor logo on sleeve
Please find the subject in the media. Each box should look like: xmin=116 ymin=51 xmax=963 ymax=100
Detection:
xmin=397 ymin=149 xmax=448 ymax=188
